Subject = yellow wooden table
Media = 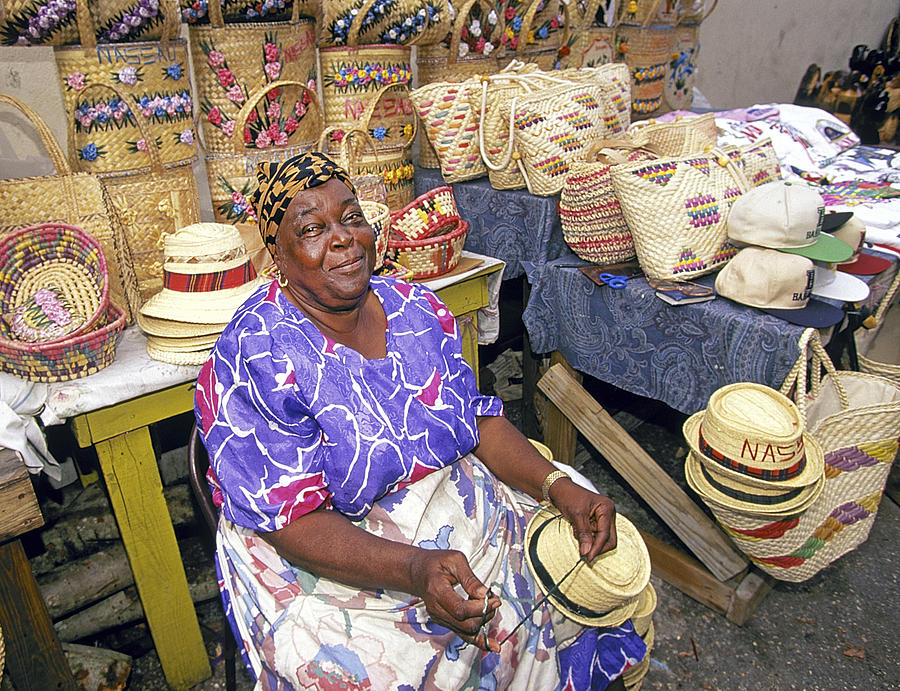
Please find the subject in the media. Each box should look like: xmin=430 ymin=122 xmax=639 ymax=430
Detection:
xmin=65 ymin=255 xmax=504 ymax=689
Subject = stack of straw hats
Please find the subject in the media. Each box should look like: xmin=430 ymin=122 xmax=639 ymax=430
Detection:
xmin=525 ymin=508 xmax=651 ymax=629
xmin=622 ymin=582 xmax=658 ymax=690
xmin=138 ymin=223 xmax=265 ymax=365
xmin=683 ymin=383 xmax=826 ymax=529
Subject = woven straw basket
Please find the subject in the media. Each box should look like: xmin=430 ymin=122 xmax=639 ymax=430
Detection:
xmin=510 ymin=0 xmax=569 ymax=72
xmin=627 ymin=111 xmax=717 ymax=156
xmin=0 ymin=223 xmax=108 ymax=344
xmin=703 ymin=329 xmax=900 ymax=583
xmin=389 ymin=185 xmax=460 ymax=240
xmin=360 ymin=200 xmax=390 ymax=270
xmin=179 ymin=0 xmax=316 ymax=24
xmin=557 ymin=0 xmax=617 ymax=70
xmin=54 ymin=2 xmax=198 ymax=176
xmin=206 ymin=79 xmax=324 ymax=224
xmin=616 ymin=0 xmax=677 ymax=27
xmin=0 ymin=94 xmax=141 ymax=323
xmin=739 ymin=137 xmax=782 ymax=187
xmin=387 ymin=218 xmax=468 ymax=279
xmin=2 ymin=0 xmax=181 ymax=46
xmin=615 ymin=25 xmax=673 ymax=119
xmin=69 ymin=81 xmax=201 ymax=305
xmin=316 ymin=0 xmax=449 ymax=48
xmin=609 ymin=147 xmax=748 ymax=280
xmin=189 ymin=0 xmax=317 ymax=154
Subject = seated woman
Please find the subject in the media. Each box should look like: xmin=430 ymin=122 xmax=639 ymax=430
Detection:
xmin=195 ymin=152 xmax=646 ymax=690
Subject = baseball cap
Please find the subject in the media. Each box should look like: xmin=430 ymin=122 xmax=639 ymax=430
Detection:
xmin=812 ymin=262 xmax=870 ymax=302
xmin=821 ymin=210 xmax=854 ymax=233
xmin=832 ymin=216 xmax=892 ymax=275
xmin=727 ymin=181 xmax=854 ymax=263
xmin=715 ymin=247 xmax=845 ymax=327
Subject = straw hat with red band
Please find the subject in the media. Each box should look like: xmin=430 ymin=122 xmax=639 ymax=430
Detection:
xmin=682 ymin=383 xmax=824 ymax=491
xmin=139 ymin=223 xmax=267 ymax=325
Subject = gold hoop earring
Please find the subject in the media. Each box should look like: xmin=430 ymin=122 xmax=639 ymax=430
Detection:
xmin=275 ymin=269 xmax=288 ymax=288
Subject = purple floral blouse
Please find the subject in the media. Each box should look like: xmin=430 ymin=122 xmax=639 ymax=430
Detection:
xmin=195 ymin=276 xmax=503 ymax=531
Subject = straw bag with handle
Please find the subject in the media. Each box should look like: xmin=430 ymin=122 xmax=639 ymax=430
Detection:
xmin=627 ymin=111 xmax=718 ymax=156
xmin=206 ymin=80 xmax=324 ymax=225
xmin=54 ymin=0 xmax=198 ymax=177
xmin=663 ymin=0 xmax=718 ymax=112
xmin=609 ymin=146 xmax=748 ymax=280
xmin=0 ymin=93 xmax=140 ymax=323
xmin=557 ymin=0 xmax=618 ymax=70
xmin=719 ymin=328 xmax=900 ymax=583
xmin=317 ymin=0 xmax=449 ymax=47
xmin=512 ymin=0 xmax=570 ymax=71
xmin=616 ymin=0 xmax=676 ymax=27
xmin=738 ymin=137 xmax=782 ymax=187
xmin=189 ymin=0 xmax=317 ymax=155
xmin=69 ymin=82 xmax=201 ymax=306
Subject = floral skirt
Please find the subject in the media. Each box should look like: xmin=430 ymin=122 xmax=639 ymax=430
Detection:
xmin=215 ymin=453 xmax=646 ymax=690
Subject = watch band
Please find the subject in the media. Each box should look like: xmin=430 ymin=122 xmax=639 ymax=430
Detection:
xmin=541 ymin=469 xmax=570 ymax=503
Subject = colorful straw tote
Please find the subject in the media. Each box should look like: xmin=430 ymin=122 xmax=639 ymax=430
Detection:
xmin=0 ymin=94 xmax=141 ymax=323
xmin=1 ymin=0 xmax=181 ymax=46
xmin=189 ymin=0 xmax=317 ymax=154
xmin=609 ymin=147 xmax=749 ymax=280
xmin=69 ymin=83 xmax=202 ymax=305
xmin=738 ymin=137 xmax=782 ymax=187
xmin=316 ymin=0 xmax=449 ymax=47
xmin=509 ymin=0 xmax=569 ymax=71
xmin=54 ymin=2 xmax=198 ymax=177
xmin=627 ymin=111 xmax=717 ymax=156
xmin=387 ymin=218 xmax=468 ymax=279
xmin=205 ymin=80 xmax=324 ymax=224
xmin=705 ymin=329 xmax=900 ymax=583
xmin=557 ymin=0 xmax=617 ymax=70
xmin=615 ymin=24 xmax=673 ymax=119
xmin=179 ymin=0 xmax=313 ymax=24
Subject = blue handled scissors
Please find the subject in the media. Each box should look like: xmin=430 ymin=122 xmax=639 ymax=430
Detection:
xmin=597 ymin=272 xmax=628 ymax=289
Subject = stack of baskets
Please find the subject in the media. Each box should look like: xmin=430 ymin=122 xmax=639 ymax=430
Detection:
xmin=386 ymin=186 xmax=469 ymax=279
xmin=0 ymin=223 xmax=126 ymax=382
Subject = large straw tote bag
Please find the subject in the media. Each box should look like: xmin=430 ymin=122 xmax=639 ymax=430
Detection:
xmin=410 ymin=75 xmax=488 ymax=182
xmin=54 ymin=2 xmax=198 ymax=177
xmin=1 ymin=0 xmax=180 ymax=46
xmin=609 ymin=147 xmax=749 ymax=280
xmin=0 ymin=94 xmax=141 ymax=323
xmin=319 ymin=43 xmax=414 ymax=153
xmin=615 ymin=24 xmax=673 ymax=119
xmin=627 ymin=111 xmax=717 ymax=156
xmin=718 ymin=328 xmax=900 ymax=583
xmin=205 ymin=80 xmax=324 ymax=224
xmin=190 ymin=0 xmax=317 ymax=154
xmin=316 ymin=0 xmax=449 ymax=47
xmin=557 ymin=0 xmax=617 ymax=70
xmin=69 ymin=82 xmax=201 ymax=305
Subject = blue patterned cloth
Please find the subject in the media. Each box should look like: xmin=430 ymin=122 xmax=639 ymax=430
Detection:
xmin=415 ymin=167 xmax=566 ymax=279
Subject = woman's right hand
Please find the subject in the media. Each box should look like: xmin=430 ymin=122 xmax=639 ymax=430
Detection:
xmin=408 ymin=549 xmax=502 ymax=652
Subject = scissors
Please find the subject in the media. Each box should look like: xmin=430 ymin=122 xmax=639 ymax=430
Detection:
xmin=596 ymin=272 xmax=628 ymax=289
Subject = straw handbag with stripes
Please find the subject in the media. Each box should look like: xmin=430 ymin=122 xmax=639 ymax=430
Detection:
xmin=0 ymin=93 xmax=141 ymax=323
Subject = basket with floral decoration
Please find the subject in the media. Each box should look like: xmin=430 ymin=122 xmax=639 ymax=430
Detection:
xmin=498 ymin=0 xmax=567 ymax=71
xmin=205 ymin=80 xmax=323 ymax=224
xmin=317 ymin=0 xmax=449 ymax=47
xmin=180 ymin=0 xmax=318 ymax=24
xmin=189 ymin=0 xmax=317 ymax=153
xmin=557 ymin=0 xmax=617 ymax=70
xmin=615 ymin=24 xmax=673 ymax=119
xmin=53 ymin=1 xmax=198 ymax=175
xmin=1 ymin=0 xmax=181 ymax=46
xmin=615 ymin=0 xmax=676 ymax=27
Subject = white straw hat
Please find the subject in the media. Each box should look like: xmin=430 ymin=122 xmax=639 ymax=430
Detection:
xmin=525 ymin=508 xmax=650 ymax=627
xmin=145 ymin=339 xmax=212 ymax=366
xmin=139 ymin=223 xmax=266 ymax=324
xmin=137 ymin=312 xmax=230 ymax=338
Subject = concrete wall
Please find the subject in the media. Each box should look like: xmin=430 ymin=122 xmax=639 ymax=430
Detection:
xmin=695 ymin=0 xmax=900 ymax=109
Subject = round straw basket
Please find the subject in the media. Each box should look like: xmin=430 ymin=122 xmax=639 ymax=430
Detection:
xmin=0 ymin=223 xmax=109 ymax=345
xmin=0 ymin=302 xmax=126 ymax=382
xmin=54 ymin=2 xmax=197 ymax=176
xmin=205 ymin=80 xmax=324 ymax=224
xmin=317 ymin=0 xmax=450 ymax=48
xmin=387 ymin=217 xmax=468 ymax=279
xmin=616 ymin=25 xmax=673 ymax=119
xmin=1 ymin=0 xmax=181 ymax=46
xmin=388 ymin=185 xmax=460 ymax=240
xmin=320 ymin=44 xmax=415 ymax=153
xmin=189 ymin=0 xmax=317 ymax=154
xmin=360 ymin=200 xmax=390 ymax=270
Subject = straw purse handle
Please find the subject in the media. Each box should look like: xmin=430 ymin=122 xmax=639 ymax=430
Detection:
xmin=208 ymin=0 xmax=301 ymax=27
xmin=359 ymin=82 xmax=418 ymax=150
xmin=709 ymin=145 xmax=751 ymax=193
xmin=0 ymin=94 xmax=71 ymax=174
xmin=870 ymin=259 xmax=900 ymax=324
xmin=232 ymin=80 xmax=324 ymax=156
xmin=346 ymin=0 xmax=431 ymax=47
xmin=779 ymin=328 xmax=851 ymax=424
xmin=576 ymin=0 xmax=622 ymax=30
xmin=673 ymin=0 xmax=718 ymax=27
xmin=317 ymin=126 xmax=381 ymax=178
xmin=73 ymin=0 xmax=180 ymax=53
xmin=66 ymin=82 xmax=165 ymax=174
xmin=476 ymin=72 xmax=538 ymax=172
xmin=446 ymin=0 xmax=480 ymax=66
xmin=516 ymin=0 xmax=571 ymax=59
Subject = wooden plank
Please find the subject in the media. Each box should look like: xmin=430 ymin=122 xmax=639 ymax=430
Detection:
xmin=0 ymin=540 xmax=77 ymax=690
xmin=72 ymin=381 xmax=196 ymax=446
xmin=726 ymin=571 xmax=773 ymax=626
xmin=0 ymin=447 xmax=43 ymax=542
xmin=543 ymin=353 xmax=580 ymax=466
xmin=638 ymin=530 xmax=736 ymax=615
xmin=538 ymin=363 xmax=749 ymax=582
xmin=96 ymin=427 xmax=210 ymax=690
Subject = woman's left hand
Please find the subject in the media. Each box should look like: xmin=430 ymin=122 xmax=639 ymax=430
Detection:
xmin=548 ymin=480 xmax=617 ymax=563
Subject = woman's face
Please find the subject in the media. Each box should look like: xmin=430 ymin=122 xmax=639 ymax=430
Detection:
xmin=274 ymin=178 xmax=376 ymax=313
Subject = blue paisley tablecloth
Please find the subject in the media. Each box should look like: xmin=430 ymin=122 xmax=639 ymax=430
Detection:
xmin=415 ymin=167 xmax=566 ymax=279
xmin=522 ymin=251 xmax=897 ymax=416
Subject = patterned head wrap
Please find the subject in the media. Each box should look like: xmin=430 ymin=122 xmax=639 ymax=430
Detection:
xmin=249 ymin=152 xmax=355 ymax=255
